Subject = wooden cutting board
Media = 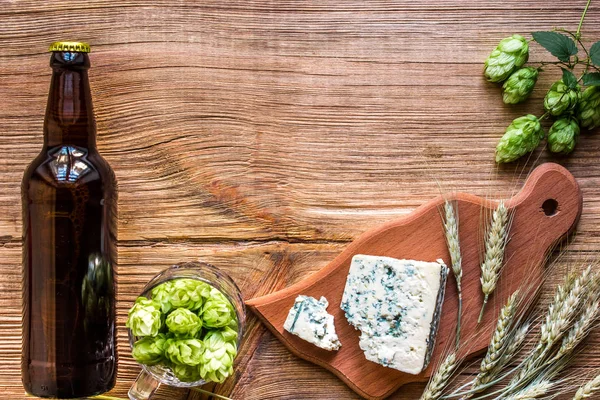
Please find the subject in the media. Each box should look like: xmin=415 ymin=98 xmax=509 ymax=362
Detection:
xmin=245 ymin=163 xmax=582 ymax=400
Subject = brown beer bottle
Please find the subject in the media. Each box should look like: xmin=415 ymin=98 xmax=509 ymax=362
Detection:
xmin=21 ymin=42 xmax=117 ymax=398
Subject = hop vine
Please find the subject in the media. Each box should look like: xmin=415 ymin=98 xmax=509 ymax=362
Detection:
xmin=485 ymin=0 xmax=600 ymax=162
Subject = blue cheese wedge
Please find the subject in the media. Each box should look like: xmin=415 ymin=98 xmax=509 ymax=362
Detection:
xmin=283 ymin=295 xmax=342 ymax=351
xmin=340 ymin=255 xmax=448 ymax=374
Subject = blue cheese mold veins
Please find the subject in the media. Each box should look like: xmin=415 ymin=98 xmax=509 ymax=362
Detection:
xmin=340 ymin=255 xmax=448 ymax=375
xmin=283 ymin=295 xmax=342 ymax=351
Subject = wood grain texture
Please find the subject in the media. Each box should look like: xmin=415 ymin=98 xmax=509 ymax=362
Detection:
xmin=1 ymin=1 xmax=600 ymax=399
xmin=247 ymin=163 xmax=582 ymax=399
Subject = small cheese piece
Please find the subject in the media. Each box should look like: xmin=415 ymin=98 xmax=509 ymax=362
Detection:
xmin=340 ymin=255 xmax=448 ymax=374
xmin=283 ymin=295 xmax=342 ymax=351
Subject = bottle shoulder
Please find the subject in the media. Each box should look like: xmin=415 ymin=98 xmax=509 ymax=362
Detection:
xmin=22 ymin=145 xmax=116 ymax=193
xmin=87 ymin=151 xmax=117 ymax=183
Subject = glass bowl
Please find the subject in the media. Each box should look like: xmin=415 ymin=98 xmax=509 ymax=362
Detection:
xmin=127 ymin=262 xmax=245 ymax=400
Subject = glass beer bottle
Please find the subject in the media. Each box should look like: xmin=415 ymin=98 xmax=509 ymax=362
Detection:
xmin=21 ymin=42 xmax=117 ymax=398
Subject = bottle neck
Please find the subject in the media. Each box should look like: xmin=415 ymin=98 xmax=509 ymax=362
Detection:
xmin=44 ymin=52 xmax=96 ymax=148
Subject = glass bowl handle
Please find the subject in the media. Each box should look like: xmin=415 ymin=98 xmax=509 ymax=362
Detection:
xmin=128 ymin=370 xmax=160 ymax=400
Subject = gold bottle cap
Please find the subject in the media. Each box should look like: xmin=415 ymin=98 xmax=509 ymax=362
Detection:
xmin=48 ymin=41 xmax=91 ymax=53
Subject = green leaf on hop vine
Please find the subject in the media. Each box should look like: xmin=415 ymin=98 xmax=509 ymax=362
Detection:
xmin=532 ymin=31 xmax=578 ymax=62
xmin=562 ymin=68 xmax=579 ymax=89
xmin=589 ymin=41 xmax=600 ymax=66
xmin=583 ymin=72 xmax=600 ymax=86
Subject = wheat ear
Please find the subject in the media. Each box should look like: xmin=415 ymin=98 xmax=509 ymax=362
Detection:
xmin=478 ymin=201 xmax=510 ymax=323
xmin=421 ymin=353 xmax=458 ymax=400
xmin=470 ymin=291 xmax=519 ymax=393
xmin=501 ymin=322 xmax=530 ymax=364
xmin=511 ymin=272 xmax=576 ymax=385
xmin=453 ymin=323 xmax=530 ymax=399
xmin=452 ymin=322 xmax=529 ymax=400
xmin=540 ymin=267 xmax=592 ymax=348
xmin=506 ymin=380 xmax=554 ymax=400
xmin=553 ymin=300 xmax=600 ymax=360
xmin=574 ymin=374 xmax=600 ymax=400
xmin=443 ymin=200 xmax=463 ymax=348
xmin=509 ymin=268 xmax=594 ymax=393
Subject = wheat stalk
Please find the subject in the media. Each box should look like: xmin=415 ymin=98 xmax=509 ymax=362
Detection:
xmin=478 ymin=201 xmax=510 ymax=323
xmin=573 ymin=374 xmax=600 ymax=399
xmin=192 ymin=388 xmax=233 ymax=400
xmin=421 ymin=352 xmax=458 ymax=400
xmin=505 ymin=380 xmax=554 ymax=400
xmin=444 ymin=200 xmax=463 ymax=348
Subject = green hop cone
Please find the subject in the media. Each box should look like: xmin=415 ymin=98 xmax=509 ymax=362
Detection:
xmin=170 ymin=279 xmax=211 ymax=311
xmin=577 ymin=85 xmax=600 ymax=130
xmin=165 ymin=308 xmax=203 ymax=337
xmin=502 ymin=67 xmax=538 ymax=104
xmin=164 ymin=338 xmax=205 ymax=366
xmin=199 ymin=330 xmax=237 ymax=383
xmin=131 ymin=333 xmax=168 ymax=366
xmin=126 ymin=297 xmax=163 ymax=337
xmin=495 ymin=114 xmax=544 ymax=163
xmin=548 ymin=117 xmax=580 ymax=154
xmin=201 ymin=288 xmax=235 ymax=328
xmin=150 ymin=280 xmax=175 ymax=314
xmin=544 ymin=80 xmax=580 ymax=116
xmin=152 ymin=278 xmax=211 ymax=313
xmin=227 ymin=317 xmax=239 ymax=332
xmin=170 ymin=363 xmax=201 ymax=382
xmin=220 ymin=326 xmax=238 ymax=342
xmin=484 ymin=34 xmax=529 ymax=83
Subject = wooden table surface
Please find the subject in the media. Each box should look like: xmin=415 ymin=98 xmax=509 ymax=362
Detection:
xmin=2 ymin=1 xmax=600 ymax=399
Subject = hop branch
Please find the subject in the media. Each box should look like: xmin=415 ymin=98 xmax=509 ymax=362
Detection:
xmin=485 ymin=0 xmax=600 ymax=163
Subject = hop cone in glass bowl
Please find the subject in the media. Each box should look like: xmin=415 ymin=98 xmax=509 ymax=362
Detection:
xmin=127 ymin=263 xmax=245 ymax=387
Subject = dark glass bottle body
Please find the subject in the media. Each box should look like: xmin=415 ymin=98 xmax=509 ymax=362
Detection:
xmin=21 ymin=51 xmax=117 ymax=398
